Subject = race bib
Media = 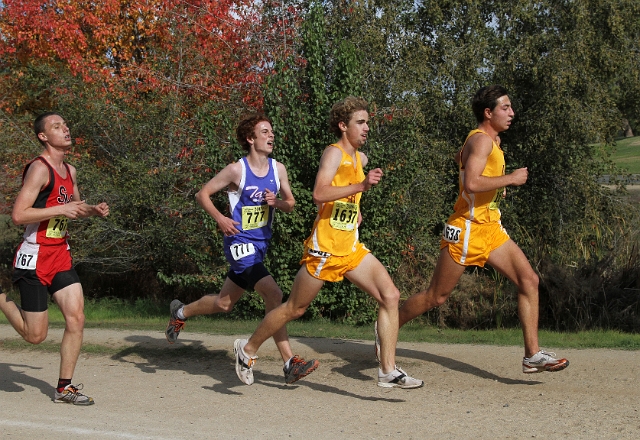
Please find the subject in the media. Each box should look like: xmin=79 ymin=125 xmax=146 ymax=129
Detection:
xmin=442 ymin=223 xmax=462 ymax=244
xmin=329 ymin=201 xmax=358 ymax=231
xmin=15 ymin=249 xmax=37 ymax=270
xmin=46 ymin=216 xmax=68 ymax=239
xmin=241 ymin=205 xmax=269 ymax=230
xmin=307 ymin=248 xmax=331 ymax=258
xmin=229 ymin=243 xmax=256 ymax=261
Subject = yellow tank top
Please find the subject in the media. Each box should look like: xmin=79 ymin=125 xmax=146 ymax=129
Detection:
xmin=450 ymin=129 xmax=505 ymax=224
xmin=304 ymin=144 xmax=365 ymax=256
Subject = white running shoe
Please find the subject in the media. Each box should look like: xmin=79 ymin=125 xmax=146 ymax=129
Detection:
xmin=234 ymin=339 xmax=257 ymax=385
xmin=53 ymin=383 xmax=95 ymax=405
xmin=523 ymin=350 xmax=569 ymax=373
xmin=378 ymin=366 xmax=424 ymax=389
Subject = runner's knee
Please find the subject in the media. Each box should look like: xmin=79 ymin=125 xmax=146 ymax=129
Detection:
xmin=64 ymin=311 xmax=85 ymax=332
xmin=284 ymin=301 xmax=308 ymax=320
xmin=262 ymin=290 xmax=284 ymax=310
xmin=24 ymin=328 xmax=48 ymax=344
xmin=424 ymin=287 xmax=450 ymax=308
xmin=378 ymin=286 xmax=400 ymax=308
xmin=519 ymin=271 xmax=539 ymax=294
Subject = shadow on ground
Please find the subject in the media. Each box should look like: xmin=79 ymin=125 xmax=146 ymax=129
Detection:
xmin=107 ymin=334 xmax=539 ymax=401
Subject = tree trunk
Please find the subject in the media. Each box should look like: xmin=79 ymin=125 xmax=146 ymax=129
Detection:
xmin=622 ymin=119 xmax=634 ymax=137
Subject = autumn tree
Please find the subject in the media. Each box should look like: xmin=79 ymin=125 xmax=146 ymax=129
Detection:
xmin=0 ymin=0 xmax=298 ymax=300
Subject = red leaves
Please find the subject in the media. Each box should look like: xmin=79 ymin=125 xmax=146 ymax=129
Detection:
xmin=0 ymin=0 xmax=296 ymax=106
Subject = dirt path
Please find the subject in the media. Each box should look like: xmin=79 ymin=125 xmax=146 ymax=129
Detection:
xmin=1 ymin=325 xmax=638 ymax=439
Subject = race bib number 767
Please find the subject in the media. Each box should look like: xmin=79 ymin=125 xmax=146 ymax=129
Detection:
xmin=46 ymin=216 xmax=68 ymax=239
xmin=15 ymin=250 xmax=37 ymax=270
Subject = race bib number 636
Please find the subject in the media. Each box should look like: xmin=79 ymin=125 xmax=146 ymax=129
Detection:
xmin=442 ymin=223 xmax=462 ymax=244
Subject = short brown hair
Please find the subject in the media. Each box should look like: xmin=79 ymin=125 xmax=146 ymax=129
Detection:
xmin=329 ymin=97 xmax=368 ymax=138
xmin=471 ymin=85 xmax=509 ymax=123
xmin=236 ymin=113 xmax=271 ymax=151
xmin=34 ymin=112 xmax=63 ymax=145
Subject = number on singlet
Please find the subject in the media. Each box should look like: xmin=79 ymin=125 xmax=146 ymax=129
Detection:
xmin=330 ymin=201 xmax=358 ymax=231
xmin=241 ymin=205 xmax=269 ymax=230
xmin=46 ymin=216 xmax=68 ymax=239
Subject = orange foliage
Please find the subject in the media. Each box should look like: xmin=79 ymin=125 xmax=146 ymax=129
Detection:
xmin=0 ymin=0 xmax=297 ymax=106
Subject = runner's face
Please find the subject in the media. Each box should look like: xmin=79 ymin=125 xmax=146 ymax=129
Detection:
xmin=488 ymin=95 xmax=514 ymax=133
xmin=39 ymin=115 xmax=72 ymax=150
xmin=342 ymin=110 xmax=369 ymax=148
xmin=249 ymin=121 xmax=274 ymax=154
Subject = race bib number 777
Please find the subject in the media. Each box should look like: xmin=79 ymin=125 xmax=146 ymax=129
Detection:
xmin=229 ymin=243 xmax=256 ymax=261
xmin=242 ymin=205 xmax=269 ymax=230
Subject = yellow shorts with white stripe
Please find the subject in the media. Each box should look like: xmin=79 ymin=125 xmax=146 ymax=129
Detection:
xmin=300 ymin=242 xmax=370 ymax=282
xmin=440 ymin=218 xmax=510 ymax=267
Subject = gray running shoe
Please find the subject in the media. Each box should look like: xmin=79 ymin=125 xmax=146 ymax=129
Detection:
xmin=283 ymin=356 xmax=320 ymax=384
xmin=234 ymin=339 xmax=257 ymax=385
xmin=166 ymin=299 xmax=186 ymax=343
xmin=523 ymin=350 xmax=569 ymax=373
xmin=374 ymin=320 xmax=381 ymax=363
xmin=53 ymin=383 xmax=95 ymax=405
xmin=378 ymin=366 xmax=424 ymax=389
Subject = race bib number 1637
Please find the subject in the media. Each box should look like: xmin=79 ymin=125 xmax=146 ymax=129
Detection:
xmin=329 ymin=201 xmax=358 ymax=231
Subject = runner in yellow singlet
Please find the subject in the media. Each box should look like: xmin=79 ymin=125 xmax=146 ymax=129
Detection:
xmin=233 ymin=97 xmax=423 ymax=388
xmin=389 ymin=85 xmax=569 ymax=374
xmin=302 ymin=142 xmax=368 ymax=280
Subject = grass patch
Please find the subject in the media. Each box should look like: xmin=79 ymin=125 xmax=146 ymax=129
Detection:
xmin=610 ymin=136 xmax=640 ymax=174
xmin=1 ymin=297 xmax=638 ymax=351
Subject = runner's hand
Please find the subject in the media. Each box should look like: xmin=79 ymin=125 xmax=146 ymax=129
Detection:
xmin=264 ymin=188 xmax=277 ymax=206
xmin=509 ymin=167 xmax=528 ymax=186
xmin=218 ymin=216 xmax=241 ymax=236
xmin=363 ymin=168 xmax=383 ymax=191
xmin=93 ymin=202 xmax=110 ymax=217
xmin=61 ymin=201 xmax=88 ymax=219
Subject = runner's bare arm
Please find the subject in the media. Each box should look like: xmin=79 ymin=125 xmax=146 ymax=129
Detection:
xmin=312 ymin=146 xmax=382 ymax=204
xmin=11 ymin=160 xmax=88 ymax=225
xmin=462 ymin=134 xmax=527 ymax=193
xmin=195 ymin=162 xmax=242 ymax=235
xmin=264 ymin=161 xmax=295 ymax=213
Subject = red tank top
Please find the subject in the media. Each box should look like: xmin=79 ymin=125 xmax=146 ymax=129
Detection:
xmin=22 ymin=157 xmax=74 ymax=246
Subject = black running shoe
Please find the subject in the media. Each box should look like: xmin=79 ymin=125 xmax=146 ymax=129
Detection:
xmin=166 ymin=299 xmax=186 ymax=343
xmin=283 ymin=355 xmax=319 ymax=384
